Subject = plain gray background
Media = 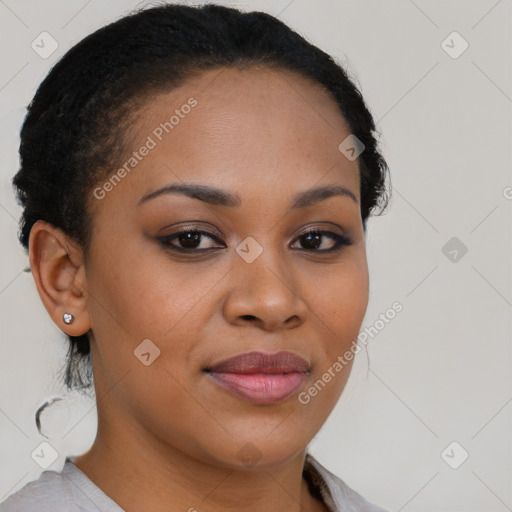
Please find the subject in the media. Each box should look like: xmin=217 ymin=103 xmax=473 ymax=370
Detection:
xmin=0 ymin=1 xmax=511 ymax=510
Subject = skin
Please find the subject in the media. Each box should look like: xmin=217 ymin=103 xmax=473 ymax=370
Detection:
xmin=29 ymin=66 xmax=369 ymax=512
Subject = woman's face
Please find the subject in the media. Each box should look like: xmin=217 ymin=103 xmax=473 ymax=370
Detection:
xmin=84 ymin=66 xmax=369 ymax=469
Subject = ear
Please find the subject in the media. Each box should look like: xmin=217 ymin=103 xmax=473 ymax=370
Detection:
xmin=28 ymin=220 xmax=90 ymax=337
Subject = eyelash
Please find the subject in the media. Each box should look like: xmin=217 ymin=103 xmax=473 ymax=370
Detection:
xmin=158 ymin=227 xmax=353 ymax=254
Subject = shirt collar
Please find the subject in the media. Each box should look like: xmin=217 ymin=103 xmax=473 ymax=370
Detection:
xmin=303 ymin=452 xmax=337 ymax=512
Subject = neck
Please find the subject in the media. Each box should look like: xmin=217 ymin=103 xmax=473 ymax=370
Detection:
xmin=73 ymin=414 xmax=327 ymax=512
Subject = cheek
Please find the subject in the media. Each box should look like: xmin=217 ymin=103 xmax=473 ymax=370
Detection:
xmin=302 ymin=267 xmax=367 ymax=414
xmin=304 ymin=258 xmax=368 ymax=412
xmin=87 ymin=242 xmax=194 ymax=335
xmin=328 ymin=272 xmax=369 ymax=340
xmin=85 ymin=249 xmax=205 ymax=416
xmin=85 ymin=243 xmax=231 ymax=379
xmin=310 ymin=254 xmax=369 ymax=347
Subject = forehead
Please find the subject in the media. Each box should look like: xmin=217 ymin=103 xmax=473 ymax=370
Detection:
xmin=136 ymin=65 xmax=352 ymax=149
xmin=90 ymin=66 xmax=360 ymax=215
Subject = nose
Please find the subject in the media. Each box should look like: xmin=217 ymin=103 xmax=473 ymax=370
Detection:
xmin=222 ymin=248 xmax=308 ymax=331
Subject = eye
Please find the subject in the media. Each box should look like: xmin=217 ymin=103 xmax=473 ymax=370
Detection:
xmin=158 ymin=226 xmax=352 ymax=254
xmin=290 ymin=229 xmax=352 ymax=252
xmin=159 ymin=228 xmax=225 ymax=252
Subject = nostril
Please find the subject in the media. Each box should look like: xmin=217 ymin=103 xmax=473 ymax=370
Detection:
xmin=241 ymin=315 xmax=257 ymax=321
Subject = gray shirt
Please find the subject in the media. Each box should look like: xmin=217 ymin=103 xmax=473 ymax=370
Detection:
xmin=0 ymin=453 xmax=389 ymax=511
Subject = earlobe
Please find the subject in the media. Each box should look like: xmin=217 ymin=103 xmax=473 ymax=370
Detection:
xmin=28 ymin=220 xmax=91 ymax=337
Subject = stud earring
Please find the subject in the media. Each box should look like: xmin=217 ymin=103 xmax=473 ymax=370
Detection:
xmin=63 ymin=313 xmax=74 ymax=325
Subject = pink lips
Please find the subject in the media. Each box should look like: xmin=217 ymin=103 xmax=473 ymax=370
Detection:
xmin=205 ymin=351 xmax=309 ymax=405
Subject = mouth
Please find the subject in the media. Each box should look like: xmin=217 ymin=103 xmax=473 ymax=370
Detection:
xmin=203 ymin=351 xmax=310 ymax=405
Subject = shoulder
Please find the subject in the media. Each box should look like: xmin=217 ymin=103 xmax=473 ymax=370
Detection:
xmin=305 ymin=453 xmax=390 ymax=512
xmin=0 ymin=463 xmax=85 ymax=512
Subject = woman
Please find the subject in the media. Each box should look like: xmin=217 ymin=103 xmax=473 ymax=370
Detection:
xmin=1 ymin=3 xmax=390 ymax=511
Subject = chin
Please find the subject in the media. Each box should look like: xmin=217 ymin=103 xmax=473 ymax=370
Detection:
xmin=200 ymin=433 xmax=308 ymax=471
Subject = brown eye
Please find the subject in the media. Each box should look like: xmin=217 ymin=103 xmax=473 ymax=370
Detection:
xmin=176 ymin=231 xmax=202 ymax=249
xmin=291 ymin=230 xmax=352 ymax=252
xmin=159 ymin=229 xmax=225 ymax=252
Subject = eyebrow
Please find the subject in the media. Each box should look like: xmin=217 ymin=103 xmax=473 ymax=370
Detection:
xmin=137 ymin=182 xmax=357 ymax=209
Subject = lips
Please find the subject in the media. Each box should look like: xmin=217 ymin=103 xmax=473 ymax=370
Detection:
xmin=204 ymin=351 xmax=309 ymax=405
